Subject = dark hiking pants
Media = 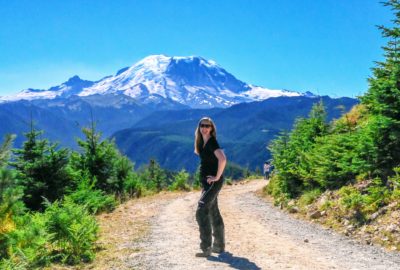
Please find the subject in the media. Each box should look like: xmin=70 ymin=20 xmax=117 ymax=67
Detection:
xmin=196 ymin=178 xmax=225 ymax=252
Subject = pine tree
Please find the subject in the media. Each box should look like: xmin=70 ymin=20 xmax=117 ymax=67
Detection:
xmin=268 ymin=101 xmax=329 ymax=197
xmin=71 ymin=122 xmax=133 ymax=194
xmin=146 ymin=159 xmax=167 ymax=191
xmin=11 ymin=124 xmax=72 ymax=211
xmin=361 ymin=0 xmax=400 ymax=178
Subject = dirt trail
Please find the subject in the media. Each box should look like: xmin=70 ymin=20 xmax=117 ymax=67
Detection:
xmin=85 ymin=180 xmax=400 ymax=270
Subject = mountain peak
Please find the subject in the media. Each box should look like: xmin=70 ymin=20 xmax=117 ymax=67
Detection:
xmin=132 ymin=55 xmax=219 ymax=72
xmin=135 ymin=54 xmax=171 ymax=67
xmin=2 ymin=55 xmax=304 ymax=107
xmin=65 ymin=75 xmax=83 ymax=85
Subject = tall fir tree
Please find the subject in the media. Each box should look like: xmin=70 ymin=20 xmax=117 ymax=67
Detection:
xmin=11 ymin=122 xmax=72 ymax=211
xmin=268 ymin=101 xmax=329 ymax=197
xmin=361 ymin=0 xmax=400 ymax=178
xmin=70 ymin=120 xmax=133 ymax=194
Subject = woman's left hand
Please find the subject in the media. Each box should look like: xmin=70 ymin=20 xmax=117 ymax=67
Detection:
xmin=207 ymin=176 xmax=219 ymax=184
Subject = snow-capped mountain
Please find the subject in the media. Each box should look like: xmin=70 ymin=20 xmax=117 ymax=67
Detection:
xmin=0 ymin=55 xmax=308 ymax=108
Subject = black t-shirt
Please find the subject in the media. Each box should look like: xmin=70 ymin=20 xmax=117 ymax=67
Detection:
xmin=199 ymin=136 xmax=221 ymax=179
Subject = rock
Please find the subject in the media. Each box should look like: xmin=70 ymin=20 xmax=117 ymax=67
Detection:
xmin=287 ymin=200 xmax=296 ymax=207
xmin=288 ymin=206 xmax=299 ymax=213
xmin=304 ymin=239 xmax=309 ymax=243
xmin=372 ymin=236 xmax=381 ymax=242
xmin=309 ymin=210 xmax=322 ymax=219
xmin=344 ymin=225 xmax=355 ymax=236
xmin=370 ymin=211 xmax=381 ymax=221
xmin=390 ymin=246 xmax=398 ymax=251
xmin=320 ymin=210 xmax=327 ymax=216
xmin=317 ymin=195 xmax=329 ymax=207
xmin=370 ymin=207 xmax=388 ymax=221
xmin=391 ymin=211 xmax=400 ymax=219
xmin=388 ymin=201 xmax=398 ymax=209
xmin=387 ymin=224 xmax=398 ymax=232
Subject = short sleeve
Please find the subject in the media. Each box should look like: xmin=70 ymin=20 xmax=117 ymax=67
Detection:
xmin=209 ymin=137 xmax=220 ymax=152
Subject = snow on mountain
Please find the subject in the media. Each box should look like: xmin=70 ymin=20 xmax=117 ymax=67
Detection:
xmin=0 ymin=55 xmax=308 ymax=108
xmin=242 ymin=85 xmax=303 ymax=100
xmin=0 ymin=75 xmax=95 ymax=102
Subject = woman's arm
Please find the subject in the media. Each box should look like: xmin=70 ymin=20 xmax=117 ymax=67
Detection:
xmin=207 ymin=149 xmax=227 ymax=184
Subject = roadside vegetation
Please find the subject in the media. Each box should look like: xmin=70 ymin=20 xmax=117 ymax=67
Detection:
xmin=265 ymin=0 xmax=400 ymax=251
xmin=0 ymin=118 xmax=257 ymax=269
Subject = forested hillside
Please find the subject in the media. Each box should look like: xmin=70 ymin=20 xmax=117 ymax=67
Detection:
xmin=113 ymin=96 xmax=357 ymax=172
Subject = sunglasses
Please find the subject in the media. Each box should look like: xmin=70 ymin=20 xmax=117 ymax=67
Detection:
xmin=200 ymin=124 xmax=212 ymax=128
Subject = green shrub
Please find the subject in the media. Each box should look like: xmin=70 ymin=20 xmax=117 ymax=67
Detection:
xmin=0 ymin=258 xmax=28 ymax=270
xmin=139 ymin=159 xmax=168 ymax=192
xmin=298 ymin=189 xmax=322 ymax=207
xmin=338 ymin=186 xmax=365 ymax=211
xmin=2 ymin=213 xmax=51 ymax=268
xmin=0 ymin=169 xmax=24 ymax=238
xmin=225 ymin=177 xmax=233 ymax=185
xmin=389 ymin=167 xmax=400 ymax=200
xmin=264 ymin=175 xmax=291 ymax=206
xmin=337 ymin=186 xmax=367 ymax=224
xmin=169 ymin=170 xmax=190 ymax=191
xmin=44 ymin=198 xmax=98 ymax=265
xmin=364 ymin=178 xmax=391 ymax=213
xmin=66 ymin=173 xmax=116 ymax=214
xmin=123 ymin=172 xmax=145 ymax=198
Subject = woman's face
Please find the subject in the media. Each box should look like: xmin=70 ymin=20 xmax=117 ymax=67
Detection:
xmin=199 ymin=121 xmax=212 ymax=136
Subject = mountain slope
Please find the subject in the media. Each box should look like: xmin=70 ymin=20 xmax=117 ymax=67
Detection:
xmin=0 ymin=94 xmax=177 ymax=148
xmin=0 ymin=101 xmax=81 ymax=147
xmin=112 ymin=96 xmax=358 ymax=172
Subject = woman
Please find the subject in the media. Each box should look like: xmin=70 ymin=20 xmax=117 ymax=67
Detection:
xmin=194 ymin=117 xmax=227 ymax=257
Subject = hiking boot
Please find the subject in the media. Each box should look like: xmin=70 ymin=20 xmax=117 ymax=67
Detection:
xmin=195 ymin=247 xmax=211 ymax=257
xmin=211 ymin=246 xmax=225 ymax=253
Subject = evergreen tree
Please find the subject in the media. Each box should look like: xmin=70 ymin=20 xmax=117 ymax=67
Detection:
xmin=0 ymin=134 xmax=14 ymax=166
xmin=268 ymin=101 xmax=329 ymax=197
xmin=71 ymin=122 xmax=133 ymax=194
xmin=11 ymin=124 xmax=72 ymax=211
xmin=143 ymin=159 xmax=167 ymax=191
xmin=361 ymin=0 xmax=400 ymax=178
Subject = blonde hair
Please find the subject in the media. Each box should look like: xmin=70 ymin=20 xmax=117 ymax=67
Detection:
xmin=194 ymin=117 xmax=217 ymax=155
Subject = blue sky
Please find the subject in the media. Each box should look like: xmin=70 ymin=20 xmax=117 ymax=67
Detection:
xmin=0 ymin=0 xmax=393 ymax=98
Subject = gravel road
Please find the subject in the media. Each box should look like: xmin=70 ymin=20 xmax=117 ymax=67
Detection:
xmin=127 ymin=180 xmax=400 ymax=270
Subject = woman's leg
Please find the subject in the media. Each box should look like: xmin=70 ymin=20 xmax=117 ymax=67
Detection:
xmin=196 ymin=179 xmax=224 ymax=253
xmin=196 ymin=189 xmax=212 ymax=252
xmin=210 ymin=197 xmax=225 ymax=252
